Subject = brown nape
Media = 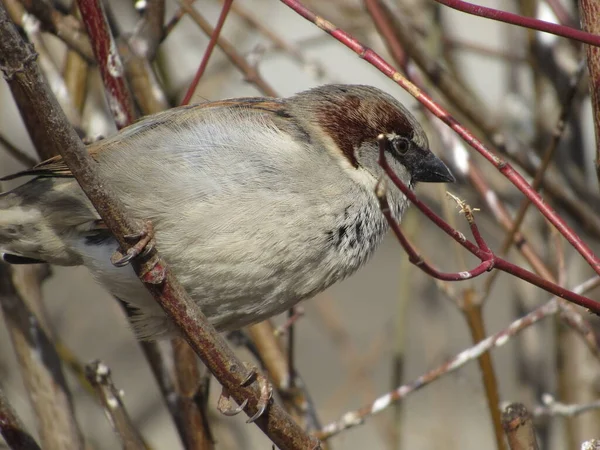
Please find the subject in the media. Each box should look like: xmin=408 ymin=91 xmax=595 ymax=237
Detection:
xmin=313 ymin=94 xmax=414 ymax=167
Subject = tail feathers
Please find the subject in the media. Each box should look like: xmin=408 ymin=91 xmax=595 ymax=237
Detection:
xmin=0 ymin=198 xmax=81 ymax=266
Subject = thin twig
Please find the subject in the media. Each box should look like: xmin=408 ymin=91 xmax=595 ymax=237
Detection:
xmin=18 ymin=0 xmax=94 ymax=62
xmin=460 ymin=289 xmax=506 ymax=450
xmin=498 ymin=61 xmax=585 ymax=262
xmin=181 ymin=0 xmax=234 ymax=105
xmin=0 ymin=133 xmax=37 ymax=167
xmin=316 ymin=277 xmax=600 ymax=440
xmin=130 ymin=0 xmax=165 ymax=60
xmin=534 ymin=394 xmax=600 ymax=418
xmin=172 ymin=338 xmax=215 ymax=450
xmin=77 ymin=0 xmax=137 ymax=128
xmin=85 ymin=360 xmax=148 ymax=450
xmin=377 ymin=137 xmax=600 ymax=312
xmin=177 ymin=0 xmax=277 ymax=97
xmin=279 ymin=0 xmax=600 ymax=277
xmin=434 ymin=0 xmax=600 ymax=47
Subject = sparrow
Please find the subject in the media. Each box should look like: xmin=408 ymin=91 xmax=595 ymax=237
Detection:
xmin=0 ymin=84 xmax=454 ymax=339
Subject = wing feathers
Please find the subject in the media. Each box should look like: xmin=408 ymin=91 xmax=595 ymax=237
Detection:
xmin=1 ymin=98 xmax=287 ymax=181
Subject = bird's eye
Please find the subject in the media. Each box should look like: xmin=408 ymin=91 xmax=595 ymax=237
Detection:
xmin=392 ymin=137 xmax=410 ymax=155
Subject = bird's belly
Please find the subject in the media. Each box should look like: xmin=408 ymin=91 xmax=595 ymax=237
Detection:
xmin=74 ymin=236 xmax=340 ymax=336
xmin=72 ymin=199 xmax=388 ymax=338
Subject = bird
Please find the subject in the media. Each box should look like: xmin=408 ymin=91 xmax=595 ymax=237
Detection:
xmin=0 ymin=84 xmax=454 ymax=339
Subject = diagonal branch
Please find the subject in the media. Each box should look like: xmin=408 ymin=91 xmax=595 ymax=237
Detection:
xmin=0 ymin=5 xmax=319 ymax=450
xmin=376 ymin=136 xmax=600 ymax=313
xmin=278 ymin=0 xmax=600 ymax=276
xmin=434 ymin=0 xmax=600 ymax=47
xmin=316 ymin=276 xmax=600 ymax=440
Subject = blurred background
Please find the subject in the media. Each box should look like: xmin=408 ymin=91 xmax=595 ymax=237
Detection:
xmin=1 ymin=0 xmax=600 ymax=449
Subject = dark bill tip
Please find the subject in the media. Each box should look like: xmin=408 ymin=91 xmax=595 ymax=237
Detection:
xmin=412 ymin=152 xmax=456 ymax=183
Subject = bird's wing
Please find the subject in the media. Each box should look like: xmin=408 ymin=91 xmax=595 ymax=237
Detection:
xmin=1 ymin=98 xmax=288 ymax=181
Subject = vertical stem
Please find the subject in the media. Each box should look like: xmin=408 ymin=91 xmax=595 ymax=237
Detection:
xmin=172 ymin=338 xmax=215 ymax=450
xmin=77 ymin=0 xmax=136 ymax=128
xmin=461 ymin=289 xmax=506 ymax=450
xmin=579 ymin=0 xmax=600 ymax=187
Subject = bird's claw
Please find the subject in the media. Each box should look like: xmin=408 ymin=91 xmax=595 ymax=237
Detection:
xmin=217 ymin=388 xmax=249 ymax=416
xmin=216 ymin=364 xmax=273 ymax=423
xmin=241 ymin=364 xmax=273 ymax=423
xmin=111 ymin=221 xmax=155 ymax=267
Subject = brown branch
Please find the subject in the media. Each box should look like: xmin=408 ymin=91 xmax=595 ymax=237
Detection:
xmin=248 ymin=321 xmax=314 ymax=428
xmin=0 ymin=263 xmax=85 ymax=450
xmin=118 ymin=39 xmax=169 ymax=115
xmin=225 ymin=0 xmax=333 ymax=82
xmin=16 ymin=0 xmax=94 ymax=62
xmin=0 ymin=382 xmax=42 ymax=450
xmin=579 ymin=0 xmax=600 ymax=188
xmin=172 ymin=338 xmax=215 ymax=450
xmin=129 ymin=0 xmax=165 ymax=61
xmin=460 ymin=289 xmax=506 ymax=450
xmin=502 ymin=403 xmax=540 ymax=450
xmin=63 ymin=3 xmax=89 ymax=116
xmin=0 ymin=6 xmax=318 ymax=449
xmin=85 ymin=360 xmax=148 ymax=450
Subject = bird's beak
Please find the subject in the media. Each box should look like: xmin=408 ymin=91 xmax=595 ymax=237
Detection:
xmin=411 ymin=151 xmax=455 ymax=183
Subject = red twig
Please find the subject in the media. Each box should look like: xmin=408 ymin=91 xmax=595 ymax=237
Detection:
xmin=434 ymin=0 xmax=600 ymax=47
xmin=377 ymin=183 xmax=493 ymax=281
xmin=278 ymin=0 xmax=600 ymax=277
xmin=376 ymin=136 xmax=600 ymax=313
xmin=181 ymin=0 xmax=234 ymax=105
xmin=77 ymin=0 xmax=136 ymax=128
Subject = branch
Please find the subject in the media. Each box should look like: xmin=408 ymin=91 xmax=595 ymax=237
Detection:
xmin=86 ymin=361 xmax=147 ymax=450
xmin=17 ymin=0 xmax=94 ymax=62
xmin=376 ymin=136 xmax=600 ymax=313
xmin=534 ymin=394 xmax=600 ymax=418
xmin=177 ymin=0 xmax=278 ymax=97
xmin=76 ymin=0 xmax=137 ymax=128
xmin=0 ymin=5 xmax=318 ymax=449
xmin=579 ymin=0 xmax=600 ymax=188
xmin=316 ymin=276 xmax=599 ymax=440
xmin=279 ymin=0 xmax=600 ymax=277
xmin=181 ymin=0 xmax=234 ymax=105
xmin=0 ymin=382 xmax=41 ymax=450
xmin=502 ymin=403 xmax=540 ymax=450
xmin=0 ymin=263 xmax=85 ymax=450
xmin=434 ymin=0 xmax=600 ymax=47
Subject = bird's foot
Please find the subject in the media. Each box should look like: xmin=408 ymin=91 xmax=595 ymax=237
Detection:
xmin=216 ymin=364 xmax=273 ymax=423
xmin=111 ymin=220 xmax=155 ymax=267
xmin=240 ymin=364 xmax=273 ymax=423
xmin=217 ymin=388 xmax=249 ymax=416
